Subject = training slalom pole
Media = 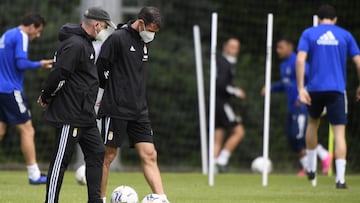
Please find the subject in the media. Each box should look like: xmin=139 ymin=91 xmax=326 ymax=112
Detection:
xmin=193 ymin=25 xmax=208 ymax=175
xmin=328 ymin=124 xmax=334 ymax=176
xmin=262 ymin=13 xmax=273 ymax=187
xmin=313 ymin=14 xmax=319 ymax=27
xmin=208 ymin=12 xmax=218 ymax=186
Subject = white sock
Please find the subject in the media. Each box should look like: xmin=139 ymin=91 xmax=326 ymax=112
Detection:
xmin=159 ymin=194 xmax=168 ymax=199
xmin=215 ymin=149 xmax=231 ymax=166
xmin=101 ymin=197 xmax=106 ymax=203
xmin=300 ymin=156 xmax=308 ymax=170
xmin=306 ymin=149 xmax=317 ymax=172
xmin=316 ymin=144 xmax=329 ymax=160
xmin=335 ymin=159 xmax=346 ymax=184
xmin=27 ymin=163 xmax=41 ymax=180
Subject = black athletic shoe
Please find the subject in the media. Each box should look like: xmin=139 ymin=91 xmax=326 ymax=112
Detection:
xmin=216 ymin=164 xmax=228 ymax=173
xmin=306 ymin=171 xmax=315 ymax=180
xmin=336 ymin=182 xmax=348 ymax=189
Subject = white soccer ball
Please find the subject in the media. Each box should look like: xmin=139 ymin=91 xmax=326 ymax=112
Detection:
xmin=141 ymin=194 xmax=168 ymax=203
xmin=75 ymin=164 xmax=86 ymax=185
xmin=111 ymin=185 xmax=139 ymax=203
xmin=251 ymin=156 xmax=273 ymax=173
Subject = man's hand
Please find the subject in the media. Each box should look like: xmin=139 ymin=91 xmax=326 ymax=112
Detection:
xmin=356 ymin=86 xmax=360 ymax=101
xmin=40 ymin=59 xmax=53 ymax=69
xmin=37 ymin=95 xmax=48 ymax=108
xmin=236 ymin=87 xmax=246 ymax=99
xmin=298 ymin=88 xmax=311 ymax=105
xmin=260 ymin=86 xmax=266 ymax=96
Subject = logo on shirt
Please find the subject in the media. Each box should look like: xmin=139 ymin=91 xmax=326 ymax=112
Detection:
xmin=130 ymin=46 xmax=136 ymax=52
xmin=317 ymin=31 xmax=339 ymax=45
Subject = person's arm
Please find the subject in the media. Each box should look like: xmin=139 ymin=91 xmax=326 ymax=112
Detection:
xmin=296 ymin=51 xmax=311 ymax=105
xmin=38 ymin=42 xmax=81 ymax=107
xmin=16 ymin=58 xmax=53 ymax=70
xmin=96 ymin=34 xmax=117 ymax=88
xmin=15 ymin=30 xmax=52 ymax=70
xmin=352 ymin=55 xmax=360 ymax=101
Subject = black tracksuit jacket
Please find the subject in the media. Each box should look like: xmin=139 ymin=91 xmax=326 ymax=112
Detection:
xmin=97 ymin=21 xmax=150 ymax=120
xmin=40 ymin=24 xmax=98 ymax=127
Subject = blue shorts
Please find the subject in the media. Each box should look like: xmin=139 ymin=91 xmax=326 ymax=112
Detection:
xmin=308 ymin=91 xmax=347 ymax=125
xmin=0 ymin=91 xmax=31 ymax=125
xmin=286 ymin=108 xmax=307 ymax=153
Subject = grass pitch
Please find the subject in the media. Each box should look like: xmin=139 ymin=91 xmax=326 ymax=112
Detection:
xmin=0 ymin=171 xmax=359 ymax=202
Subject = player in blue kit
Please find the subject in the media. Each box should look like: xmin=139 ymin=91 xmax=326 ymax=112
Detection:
xmin=262 ymin=37 xmax=330 ymax=176
xmin=0 ymin=13 xmax=53 ymax=184
xmin=296 ymin=4 xmax=360 ymax=188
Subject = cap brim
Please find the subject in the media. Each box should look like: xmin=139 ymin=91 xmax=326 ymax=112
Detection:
xmin=107 ymin=21 xmax=117 ymax=29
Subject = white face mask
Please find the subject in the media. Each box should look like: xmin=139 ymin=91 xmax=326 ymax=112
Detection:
xmin=95 ymin=28 xmax=112 ymax=42
xmin=139 ymin=24 xmax=155 ymax=43
xmin=223 ymin=52 xmax=237 ymax=64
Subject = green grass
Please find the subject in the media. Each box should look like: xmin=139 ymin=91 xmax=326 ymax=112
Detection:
xmin=0 ymin=171 xmax=359 ymax=202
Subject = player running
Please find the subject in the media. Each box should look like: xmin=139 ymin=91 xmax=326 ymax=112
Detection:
xmin=262 ymin=36 xmax=331 ymax=176
xmin=296 ymin=4 xmax=360 ymax=188
xmin=214 ymin=38 xmax=245 ymax=172
xmin=0 ymin=13 xmax=52 ymax=185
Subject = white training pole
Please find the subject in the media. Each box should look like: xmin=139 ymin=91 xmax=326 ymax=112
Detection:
xmin=193 ymin=25 xmax=208 ymax=175
xmin=313 ymin=15 xmax=319 ymax=27
xmin=262 ymin=13 xmax=273 ymax=187
xmin=208 ymin=12 xmax=218 ymax=186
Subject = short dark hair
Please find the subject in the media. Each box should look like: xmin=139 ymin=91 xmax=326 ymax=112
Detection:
xmin=21 ymin=13 xmax=46 ymax=28
xmin=223 ymin=37 xmax=240 ymax=46
xmin=137 ymin=7 xmax=162 ymax=28
xmin=277 ymin=36 xmax=294 ymax=46
xmin=317 ymin=4 xmax=336 ymax=20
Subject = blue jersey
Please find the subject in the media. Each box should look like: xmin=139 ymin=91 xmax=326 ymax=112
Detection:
xmin=271 ymin=52 xmax=307 ymax=113
xmin=0 ymin=27 xmax=40 ymax=93
xmin=297 ymin=24 xmax=360 ymax=92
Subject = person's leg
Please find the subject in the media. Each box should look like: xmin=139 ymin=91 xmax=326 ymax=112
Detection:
xmin=333 ymin=124 xmax=347 ymax=185
xmin=16 ymin=120 xmax=46 ymax=183
xmin=288 ymin=111 xmax=307 ymax=175
xmin=80 ymin=126 xmax=105 ymax=203
xmin=305 ymin=116 xmax=320 ymax=183
xmin=316 ymin=144 xmax=331 ymax=174
xmin=216 ymin=124 xmax=245 ymax=167
xmin=16 ymin=120 xmax=36 ymax=165
xmin=214 ymin=128 xmax=225 ymax=158
xmin=326 ymin=91 xmax=348 ymax=188
xmin=100 ymin=117 xmax=126 ymax=202
xmin=0 ymin=122 xmax=7 ymax=140
xmin=101 ymin=146 xmax=117 ymax=200
xmin=136 ymin=142 xmax=164 ymax=194
xmin=45 ymin=125 xmax=77 ymax=203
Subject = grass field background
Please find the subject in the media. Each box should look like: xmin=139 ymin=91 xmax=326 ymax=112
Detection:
xmin=0 ymin=171 xmax=359 ymax=203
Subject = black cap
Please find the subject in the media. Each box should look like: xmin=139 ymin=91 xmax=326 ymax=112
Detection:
xmin=84 ymin=7 xmax=116 ymax=29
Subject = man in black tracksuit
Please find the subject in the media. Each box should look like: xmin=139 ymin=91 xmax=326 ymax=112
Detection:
xmin=96 ymin=7 xmax=169 ymax=203
xmin=37 ymin=7 xmax=114 ymax=203
xmin=214 ymin=38 xmax=246 ymax=172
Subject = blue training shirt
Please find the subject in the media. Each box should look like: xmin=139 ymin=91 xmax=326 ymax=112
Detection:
xmin=297 ymin=24 xmax=360 ymax=93
xmin=271 ymin=52 xmax=307 ymax=113
xmin=0 ymin=27 xmax=41 ymax=93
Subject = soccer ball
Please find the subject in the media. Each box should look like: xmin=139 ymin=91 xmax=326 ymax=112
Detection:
xmin=251 ymin=156 xmax=273 ymax=173
xmin=111 ymin=185 xmax=139 ymax=203
xmin=141 ymin=194 xmax=168 ymax=203
xmin=75 ymin=164 xmax=86 ymax=185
